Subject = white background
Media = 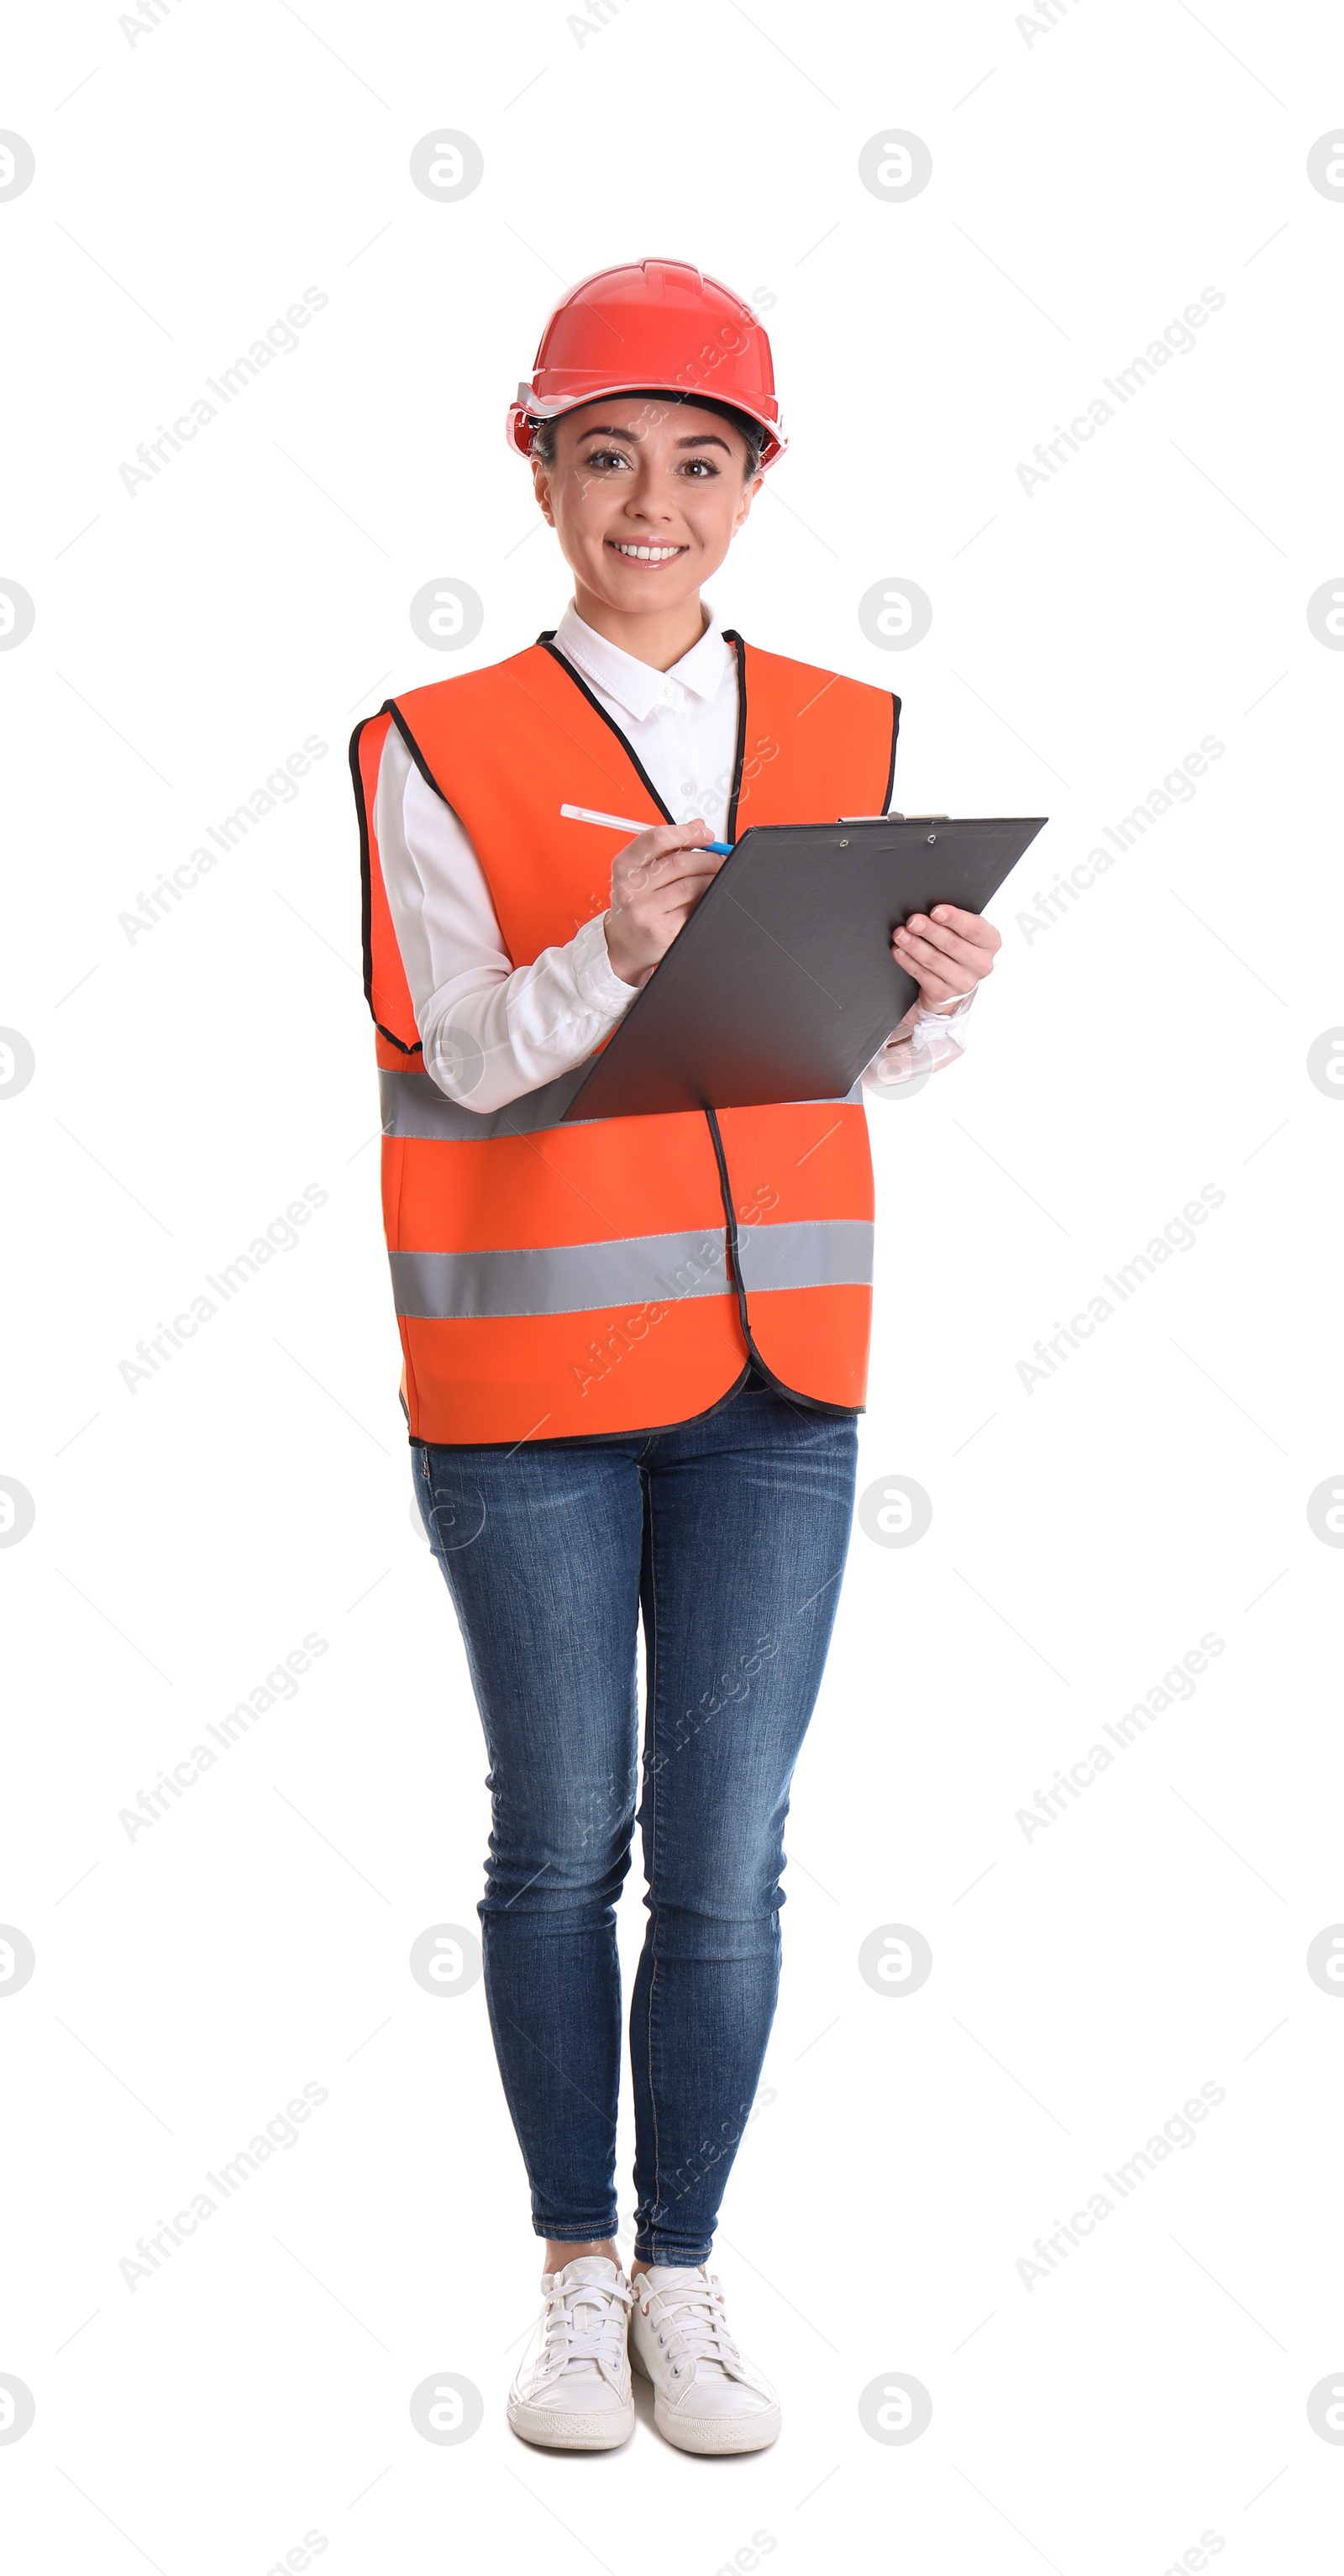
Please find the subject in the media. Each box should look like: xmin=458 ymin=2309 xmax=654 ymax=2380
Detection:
xmin=3 ymin=3 xmax=1343 ymax=2570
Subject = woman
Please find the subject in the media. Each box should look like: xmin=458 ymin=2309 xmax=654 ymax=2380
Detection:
xmin=349 ymin=260 xmax=999 ymax=2454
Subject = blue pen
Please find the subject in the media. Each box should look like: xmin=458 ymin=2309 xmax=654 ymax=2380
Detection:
xmin=560 ymin=802 xmax=732 ymax=854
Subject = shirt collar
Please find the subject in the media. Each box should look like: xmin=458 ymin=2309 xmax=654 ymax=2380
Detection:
xmin=553 ymin=599 xmax=733 ymax=721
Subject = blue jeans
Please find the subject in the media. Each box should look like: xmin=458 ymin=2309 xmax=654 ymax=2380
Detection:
xmin=414 ymin=1382 xmax=858 ymax=2264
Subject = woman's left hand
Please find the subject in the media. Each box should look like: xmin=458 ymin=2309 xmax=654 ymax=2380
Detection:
xmin=892 ymin=904 xmax=1000 ymax=1011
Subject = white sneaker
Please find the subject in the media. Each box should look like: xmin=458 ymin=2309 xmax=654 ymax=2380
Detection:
xmin=507 ymin=2257 xmax=634 ymax=2451
xmin=629 ymin=2264 xmax=781 ymax=2453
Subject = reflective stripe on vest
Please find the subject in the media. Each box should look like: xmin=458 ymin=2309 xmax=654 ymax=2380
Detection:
xmin=351 ymin=633 xmax=897 ymax=1445
xmin=390 ymin=1218 xmax=874 ymax=1321
xmin=378 ymin=1065 xmax=864 ymax=1143
xmin=379 ymin=1062 xmax=598 ymax=1140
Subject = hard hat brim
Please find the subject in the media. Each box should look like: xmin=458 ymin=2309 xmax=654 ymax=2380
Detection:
xmin=507 ymin=381 xmax=786 ymax=468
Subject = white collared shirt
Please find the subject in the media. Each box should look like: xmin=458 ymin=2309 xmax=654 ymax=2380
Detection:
xmin=374 ymin=601 xmax=973 ymax=1112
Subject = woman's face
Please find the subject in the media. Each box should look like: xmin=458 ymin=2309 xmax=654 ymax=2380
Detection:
xmin=533 ymin=398 xmax=760 ymax=613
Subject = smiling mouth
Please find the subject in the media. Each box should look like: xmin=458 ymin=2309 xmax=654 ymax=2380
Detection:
xmin=605 ymin=539 xmax=688 ymax=565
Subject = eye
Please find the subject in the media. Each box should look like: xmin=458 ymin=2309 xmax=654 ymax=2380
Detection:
xmin=680 ymin=458 xmax=718 ymax=477
xmin=580 ymin=447 xmax=633 ymax=471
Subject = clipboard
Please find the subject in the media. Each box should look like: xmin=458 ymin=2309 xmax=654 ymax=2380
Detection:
xmin=560 ymin=812 xmax=1047 ymax=1122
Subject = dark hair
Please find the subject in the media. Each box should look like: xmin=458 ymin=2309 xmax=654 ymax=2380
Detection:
xmin=530 ymin=392 xmax=765 ymax=480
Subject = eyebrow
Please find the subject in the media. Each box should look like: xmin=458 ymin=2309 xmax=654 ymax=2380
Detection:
xmin=575 ymin=423 xmax=732 ymax=454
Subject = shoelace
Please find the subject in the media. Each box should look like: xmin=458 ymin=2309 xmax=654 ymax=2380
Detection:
xmin=540 ymin=2272 xmax=633 ymax=2378
xmin=638 ymin=2272 xmax=743 ymax=2375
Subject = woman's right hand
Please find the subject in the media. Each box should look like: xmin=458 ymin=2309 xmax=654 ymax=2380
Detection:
xmin=602 ymin=821 xmax=726 ymax=989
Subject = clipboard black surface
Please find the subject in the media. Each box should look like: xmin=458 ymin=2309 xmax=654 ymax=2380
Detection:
xmin=561 ymin=813 xmax=1047 ymax=1122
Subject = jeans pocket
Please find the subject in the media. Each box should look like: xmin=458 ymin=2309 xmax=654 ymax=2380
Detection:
xmin=417 ymin=1446 xmax=489 ymax=1558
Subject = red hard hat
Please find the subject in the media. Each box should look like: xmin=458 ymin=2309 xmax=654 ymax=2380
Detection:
xmin=507 ymin=259 xmax=786 ymax=467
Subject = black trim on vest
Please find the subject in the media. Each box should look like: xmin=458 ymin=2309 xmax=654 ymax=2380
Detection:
xmin=349 ymin=714 xmax=423 ymax=1056
xmin=536 ymin=634 xmax=680 ymax=825
xmin=703 ymin=1107 xmax=858 ymax=1423
xmin=706 ymin=1104 xmax=752 ymax=1350
xmin=721 ymin=629 xmax=748 ymax=843
xmin=384 ymin=697 xmax=456 ymax=809
xmin=883 ymin=692 xmax=902 ymax=814
xmin=349 ymin=718 xmax=375 ymax=1015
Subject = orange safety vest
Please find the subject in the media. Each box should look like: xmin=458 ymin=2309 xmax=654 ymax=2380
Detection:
xmin=349 ymin=632 xmax=899 ymax=1447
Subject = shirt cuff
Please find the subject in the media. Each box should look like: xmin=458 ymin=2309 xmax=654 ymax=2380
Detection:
xmin=864 ymin=986 xmax=974 ymax=1088
xmin=914 ymin=985 xmax=976 ymax=1035
xmin=570 ymin=910 xmax=643 ymax=1014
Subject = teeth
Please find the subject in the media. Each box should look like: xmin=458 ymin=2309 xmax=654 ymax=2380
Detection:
xmin=612 ymin=542 xmax=680 ymax=560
